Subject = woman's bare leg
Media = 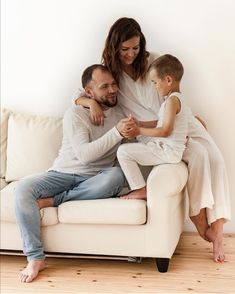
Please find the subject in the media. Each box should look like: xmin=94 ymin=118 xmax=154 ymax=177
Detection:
xmin=190 ymin=208 xmax=210 ymax=241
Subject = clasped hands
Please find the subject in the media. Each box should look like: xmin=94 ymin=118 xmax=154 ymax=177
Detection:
xmin=116 ymin=114 xmax=140 ymax=139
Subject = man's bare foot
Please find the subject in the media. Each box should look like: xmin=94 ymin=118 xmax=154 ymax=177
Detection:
xmin=37 ymin=197 xmax=54 ymax=209
xmin=190 ymin=208 xmax=210 ymax=241
xmin=121 ymin=187 xmax=147 ymax=200
xmin=205 ymin=218 xmax=225 ymax=262
xmin=19 ymin=260 xmax=46 ymax=283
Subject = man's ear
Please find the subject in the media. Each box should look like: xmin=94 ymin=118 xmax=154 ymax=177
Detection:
xmin=84 ymin=87 xmax=93 ymax=98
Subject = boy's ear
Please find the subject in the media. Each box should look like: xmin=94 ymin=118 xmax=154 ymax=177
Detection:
xmin=166 ymin=75 xmax=173 ymax=85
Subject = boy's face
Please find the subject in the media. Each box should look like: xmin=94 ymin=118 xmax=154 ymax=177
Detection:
xmin=150 ymin=69 xmax=172 ymax=97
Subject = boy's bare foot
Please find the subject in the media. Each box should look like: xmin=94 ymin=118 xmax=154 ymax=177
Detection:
xmin=121 ymin=187 xmax=147 ymax=200
xmin=37 ymin=197 xmax=54 ymax=209
xmin=205 ymin=218 xmax=225 ymax=262
xmin=190 ymin=208 xmax=210 ymax=241
xmin=19 ymin=260 xmax=46 ymax=283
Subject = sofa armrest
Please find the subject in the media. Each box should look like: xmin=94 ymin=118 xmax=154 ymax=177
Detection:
xmin=145 ymin=161 xmax=188 ymax=257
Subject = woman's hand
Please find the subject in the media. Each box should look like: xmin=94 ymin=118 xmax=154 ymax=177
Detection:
xmin=90 ymin=100 xmax=105 ymax=126
xmin=195 ymin=115 xmax=207 ymax=130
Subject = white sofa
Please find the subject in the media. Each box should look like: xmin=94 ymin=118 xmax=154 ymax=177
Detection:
xmin=0 ymin=108 xmax=188 ymax=272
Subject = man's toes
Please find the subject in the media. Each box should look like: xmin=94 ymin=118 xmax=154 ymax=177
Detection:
xmin=20 ymin=274 xmax=27 ymax=283
xmin=25 ymin=275 xmax=34 ymax=283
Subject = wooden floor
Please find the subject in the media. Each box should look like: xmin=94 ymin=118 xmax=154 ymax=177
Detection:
xmin=1 ymin=233 xmax=235 ymax=294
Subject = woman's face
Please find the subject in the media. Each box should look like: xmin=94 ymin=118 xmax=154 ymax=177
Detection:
xmin=119 ymin=36 xmax=140 ymax=66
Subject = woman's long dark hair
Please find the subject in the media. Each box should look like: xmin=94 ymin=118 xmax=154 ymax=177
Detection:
xmin=102 ymin=17 xmax=149 ymax=85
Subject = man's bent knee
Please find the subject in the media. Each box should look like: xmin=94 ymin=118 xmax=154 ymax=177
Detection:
xmin=100 ymin=167 xmax=125 ymax=196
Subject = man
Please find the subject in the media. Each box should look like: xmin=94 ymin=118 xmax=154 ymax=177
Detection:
xmin=15 ymin=64 xmax=135 ymax=283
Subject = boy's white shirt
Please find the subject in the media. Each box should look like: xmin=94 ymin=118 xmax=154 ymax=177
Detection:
xmin=137 ymin=92 xmax=188 ymax=154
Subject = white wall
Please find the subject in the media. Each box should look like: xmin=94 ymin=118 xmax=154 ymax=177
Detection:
xmin=1 ymin=0 xmax=235 ymax=232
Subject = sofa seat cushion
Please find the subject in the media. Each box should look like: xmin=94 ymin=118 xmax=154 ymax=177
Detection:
xmin=0 ymin=182 xmax=58 ymax=226
xmin=58 ymin=198 xmax=147 ymax=225
xmin=1 ymin=182 xmax=146 ymax=226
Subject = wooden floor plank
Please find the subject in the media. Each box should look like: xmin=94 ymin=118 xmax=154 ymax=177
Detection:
xmin=1 ymin=233 xmax=235 ymax=294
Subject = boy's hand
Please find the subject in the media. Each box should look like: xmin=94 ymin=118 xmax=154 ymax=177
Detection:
xmin=122 ymin=124 xmax=140 ymax=138
xmin=128 ymin=114 xmax=140 ymax=126
xmin=116 ymin=116 xmax=137 ymax=137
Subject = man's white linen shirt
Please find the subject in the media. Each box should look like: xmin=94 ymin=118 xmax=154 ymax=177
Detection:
xmin=50 ymin=105 xmax=124 ymax=176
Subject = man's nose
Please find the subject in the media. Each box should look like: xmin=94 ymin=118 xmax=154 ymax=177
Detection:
xmin=108 ymin=85 xmax=115 ymax=93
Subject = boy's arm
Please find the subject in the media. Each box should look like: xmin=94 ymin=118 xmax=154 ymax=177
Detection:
xmin=139 ymin=120 xmax=158 ymax=128
xmin=124 ymin=96 xmax=179 ymax=138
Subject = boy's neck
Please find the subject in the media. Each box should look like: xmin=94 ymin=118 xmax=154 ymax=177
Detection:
xmin=167 ymin=82 xmax=180 ymax=96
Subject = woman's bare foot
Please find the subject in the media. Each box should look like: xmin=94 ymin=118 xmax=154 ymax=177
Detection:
xmin=37 ymin=197 xmax=54 ymax=209
xmin=205 ymin=218 xmax=225 ymax=262
xmin=121 ymin=187 xmax=147 ymax=200
xmin=190 ymin=208 xmax=210 ymax=241
xmin=19 ymin=259 xmax=46 ymax=283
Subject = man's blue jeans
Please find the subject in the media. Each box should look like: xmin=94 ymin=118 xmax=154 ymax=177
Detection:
xmin=15 ymin=167 xmax=125 ymax=261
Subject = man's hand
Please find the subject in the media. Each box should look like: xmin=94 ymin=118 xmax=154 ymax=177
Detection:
xmin=116 ymin=115 xmax=138 ymax=138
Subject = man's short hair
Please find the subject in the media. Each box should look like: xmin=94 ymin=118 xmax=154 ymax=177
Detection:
xmin=150 ymin=54 xmax=184 ymax=81
xmin=82 ymin=64 xmax=110 ymax=88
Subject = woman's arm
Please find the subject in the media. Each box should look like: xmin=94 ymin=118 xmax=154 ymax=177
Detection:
xmin=75 ymin=96 xmax=105 ymax=126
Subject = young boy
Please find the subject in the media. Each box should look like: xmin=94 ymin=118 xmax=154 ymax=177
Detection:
xmin=117 ymin=54 xmax=188 ymax=200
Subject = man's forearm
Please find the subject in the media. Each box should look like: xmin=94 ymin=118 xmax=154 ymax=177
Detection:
xmin=72 ymin=127 xmax=123 ymax=164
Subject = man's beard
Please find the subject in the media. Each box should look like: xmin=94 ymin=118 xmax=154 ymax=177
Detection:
xmin=101 ymin=95 xmax=118 ymax=108
xmin=103 ymin=99 xmax=118 ymax=108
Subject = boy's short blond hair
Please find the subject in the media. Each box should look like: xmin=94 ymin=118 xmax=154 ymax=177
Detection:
xmin=150 ymin=54 xmax=184 ymax=81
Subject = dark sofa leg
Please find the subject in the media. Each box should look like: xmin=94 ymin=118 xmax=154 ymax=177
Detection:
xmin=155 ymin=258 xmax=170 ymax=272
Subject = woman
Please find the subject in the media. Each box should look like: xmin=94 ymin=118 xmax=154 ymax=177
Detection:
xmin=75 ymin=17 xmax=231 ymax=262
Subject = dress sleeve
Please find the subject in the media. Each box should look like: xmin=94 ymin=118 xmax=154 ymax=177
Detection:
xmin=71 ymin=88 xmax=89 ymax=106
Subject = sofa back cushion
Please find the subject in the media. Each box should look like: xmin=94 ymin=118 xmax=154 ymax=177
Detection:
xmin=5 ymin=112 xmax=62 ymax=182
xmin=0 ymin=109 xmax=12 ymax=179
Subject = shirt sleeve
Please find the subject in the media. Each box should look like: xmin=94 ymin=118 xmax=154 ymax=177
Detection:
xmin=64 ymin=109 xmax=123 ymax=164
